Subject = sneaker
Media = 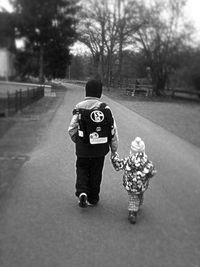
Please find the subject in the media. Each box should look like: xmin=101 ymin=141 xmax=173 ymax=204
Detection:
xmin=128 ymin=211 xmax=137 ymax=224
xmin=86 ymin=200 xmax=98 ymax=207
xmin=86 ymin=201 xmax=94 ymax=207
xmin=87 ymin=199 xmax=98 ymax=207
xmin=79 ymin=193 xmax=88 ymax=208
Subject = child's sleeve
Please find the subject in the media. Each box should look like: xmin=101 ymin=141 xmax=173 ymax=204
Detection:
xmin=111 ymin=152 xmax=126 ymax=171
xmin=146 ymin=160 xmax=157 ymax=178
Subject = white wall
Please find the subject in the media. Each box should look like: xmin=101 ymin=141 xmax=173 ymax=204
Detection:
xmin=0 ymin=48 xmax=15 ymax=78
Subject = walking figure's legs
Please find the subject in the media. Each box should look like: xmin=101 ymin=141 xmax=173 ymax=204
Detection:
xmin=138 ymin=192 xmax=144 ymax=207
xmin=128 ymin=193 xmax=140 ymax=224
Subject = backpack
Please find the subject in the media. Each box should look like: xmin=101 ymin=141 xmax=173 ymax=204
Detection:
xmin=74 ymin=103 xmax=114 ymax=145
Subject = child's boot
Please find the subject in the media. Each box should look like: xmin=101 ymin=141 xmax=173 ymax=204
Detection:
xmin=139 ymin=193 xmax=144 ymax=206
xmin=128 ymin=211 xmax=137 ymax=224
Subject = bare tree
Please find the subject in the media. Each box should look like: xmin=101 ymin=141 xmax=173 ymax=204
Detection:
xmin=135 ymin=0 xmax=193 ymax=95
xmin=77 ymin=0 xmax=107 ymax=79
xmin=116 ymin=0 xmax=143 ymax=85
xmin=77 ymin=0 xmax=143 ymax=86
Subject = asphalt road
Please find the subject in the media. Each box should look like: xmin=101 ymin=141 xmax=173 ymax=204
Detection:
xmin=0 ymin=83 xmax=200 ymax=267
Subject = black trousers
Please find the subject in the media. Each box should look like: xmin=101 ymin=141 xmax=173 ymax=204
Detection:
xmin=75 ymin=156 xmax=105 ymax=204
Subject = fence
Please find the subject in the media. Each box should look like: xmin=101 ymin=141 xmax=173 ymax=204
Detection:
xmin=171 ymin=88 xmax=200 ymax=99
xmin=109 ymin=78 xmax=153 ymax=96
xmin=0 ymin=86 xmax=44 ymax=116
xmin=125 ymin=84 xmax=153 ymax=97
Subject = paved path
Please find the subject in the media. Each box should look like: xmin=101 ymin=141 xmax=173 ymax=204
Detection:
xmin=0 ymin=83 xmax=200 ymax=267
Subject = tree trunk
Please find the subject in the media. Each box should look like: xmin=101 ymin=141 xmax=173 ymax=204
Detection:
xmin=118 ymin=41 xmax=123 ymax=88
xmin=39 ymin=44 xmax=44 ymax=83
xmin=153 ymin=74 xmax=167 ymax=96
xmin=92 ymin=52 xmax=101 ymax=79
xmin=117 ymin=0 xmax=122 ymax=88
xmin=100 ymin=49 xmax=104 ymax=84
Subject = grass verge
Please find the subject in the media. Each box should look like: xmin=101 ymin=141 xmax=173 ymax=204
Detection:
xmin=0 ymin=90 xmax=66 ymax=196
xmin=104 ymin=87 xmax=200 ymax=148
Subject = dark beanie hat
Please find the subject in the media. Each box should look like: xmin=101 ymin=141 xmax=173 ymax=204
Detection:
xmin=85 ymin=80 xmax=102 ymax=98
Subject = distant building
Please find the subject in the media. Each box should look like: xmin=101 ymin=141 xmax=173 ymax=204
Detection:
xmin=0 ymin=48 xmax=15 ymax=78
xmin=0 ymin=12 xmax=16 ymax=79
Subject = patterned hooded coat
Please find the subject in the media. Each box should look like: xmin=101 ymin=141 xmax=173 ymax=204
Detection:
xmin=111 ymin=152 xmax=156 ymax=194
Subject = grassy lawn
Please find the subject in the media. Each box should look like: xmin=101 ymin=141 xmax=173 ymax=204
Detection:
xmin=0 ymin=82 xmax=40 ymax=94
xmin=104 ymin=87 xmax=200 ymax=148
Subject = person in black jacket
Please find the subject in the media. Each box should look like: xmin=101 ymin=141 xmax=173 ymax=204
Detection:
xmin=68 ymin=80 xmax=118 ymax=208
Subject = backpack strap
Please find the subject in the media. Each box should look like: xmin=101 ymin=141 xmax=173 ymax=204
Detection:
xmin=99 ymin=102 xmax=107 ymax=109
xmin=72 ymin=108 xmax=78 ymax=115
xmin=99 ymin=102 xmax=114 ymax=140
xmin=72 ymin=108 xmax=84 ymax=115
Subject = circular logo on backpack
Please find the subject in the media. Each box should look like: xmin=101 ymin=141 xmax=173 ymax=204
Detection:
xmin=90 ymin=110 xmax=104 ymax=122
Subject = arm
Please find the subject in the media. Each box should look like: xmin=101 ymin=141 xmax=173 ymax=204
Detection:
xmin=68 ymin=110 xmax=79 ymax=143
xmin=111 ymin=152 xmax=126 ymax=171
xmin=145 ymin=161 xmax=157 ymax=178
xmin=109 ymin=119 xmax=119 ymax=154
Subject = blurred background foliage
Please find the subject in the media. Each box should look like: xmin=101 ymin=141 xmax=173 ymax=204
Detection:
xmin=0 ymin=0 xmax=200 ymax=95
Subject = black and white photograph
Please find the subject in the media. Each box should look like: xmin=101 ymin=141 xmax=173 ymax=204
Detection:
xmin=0 ymin=0 xmax=200 ymax=266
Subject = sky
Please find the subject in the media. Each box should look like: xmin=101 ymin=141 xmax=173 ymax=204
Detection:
xmin=184 ymin=0 xmax=200 ymax=36
xmin=1 ymin=0 xmax=200 ymax=49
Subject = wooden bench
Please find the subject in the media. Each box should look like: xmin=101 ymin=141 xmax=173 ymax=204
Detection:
xmin=125 ymin=88 xmax=135 ymax=96
xmin=171 ymin=89 xmax=200 ymax=98
xmin=125 ymin=85 xmax=153 ymax=97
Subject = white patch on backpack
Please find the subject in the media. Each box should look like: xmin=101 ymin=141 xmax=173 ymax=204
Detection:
xmin=78 ymin=130 xmax=84 ymax=137
xmin=90 ymin=110 xmax=104 ymax=122
xmin=89 ymin=132 xmax=108 ymax=144
xmin=96 ymin=127 xmax=101 ymax=132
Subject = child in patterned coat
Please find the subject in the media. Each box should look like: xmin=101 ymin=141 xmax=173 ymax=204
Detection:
xmin=111 ymin=137 xmax=156 ymax=224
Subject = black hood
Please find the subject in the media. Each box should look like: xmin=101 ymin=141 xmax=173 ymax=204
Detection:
xmin=85 ymin=80 xmax=102 ymax=98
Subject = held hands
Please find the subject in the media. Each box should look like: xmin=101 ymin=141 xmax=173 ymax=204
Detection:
xmin=111 ymin=151 xmax=119 ymax=160
xmin=110 ymin=151 xmax=123 ymax=171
